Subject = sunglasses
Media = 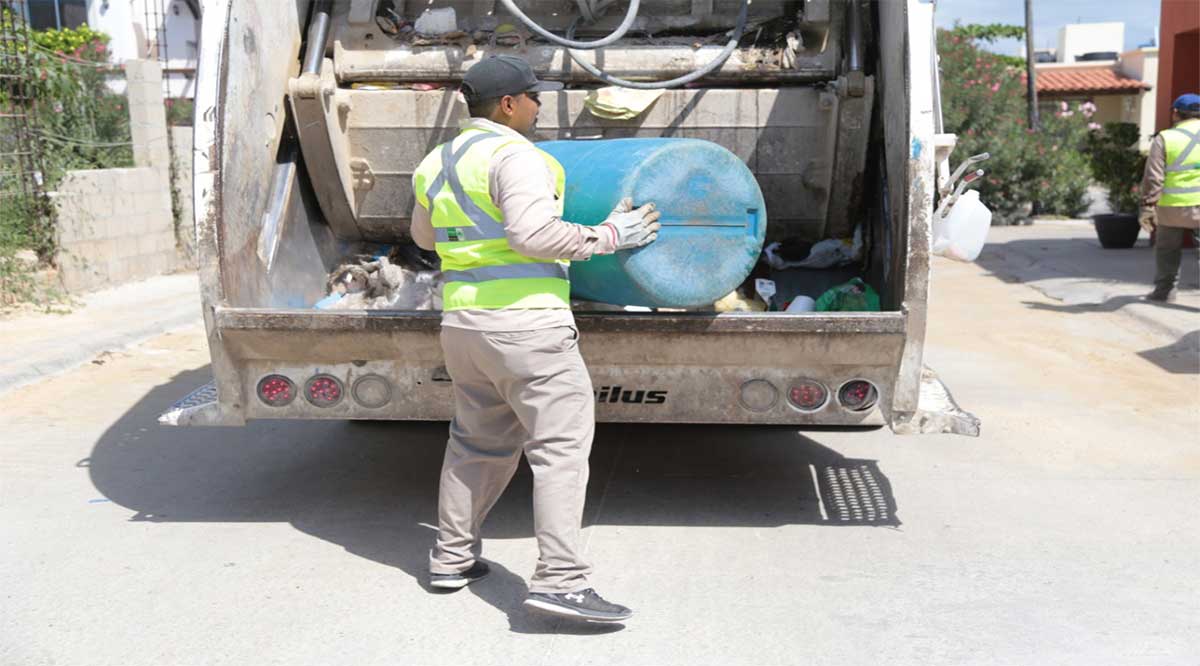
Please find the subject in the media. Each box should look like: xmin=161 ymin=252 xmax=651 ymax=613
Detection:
xmin=525 ymin=91 xmax=541 ymax=105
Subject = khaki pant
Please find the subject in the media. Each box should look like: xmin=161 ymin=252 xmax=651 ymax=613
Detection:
xmin=430 ymin=325 xmax=595 ymax=594
xmin=1155 ymin=226 xmax=1196 ymax=292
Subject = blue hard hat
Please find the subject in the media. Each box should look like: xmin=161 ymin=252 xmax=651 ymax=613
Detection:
xmin=1173 ymin=93 xmax=1200 ymax=112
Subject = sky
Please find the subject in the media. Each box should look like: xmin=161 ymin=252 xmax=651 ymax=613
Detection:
xmin=934 ymin=0 xmax=1162 ymax=56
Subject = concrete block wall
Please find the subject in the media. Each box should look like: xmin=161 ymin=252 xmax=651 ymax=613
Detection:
xmin=54 ymin=168 xmax=177 ymax=292
xmin=53 ymin=60 xmax=181 ymax=292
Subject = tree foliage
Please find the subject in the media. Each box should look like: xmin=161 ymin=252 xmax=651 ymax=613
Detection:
xmin=938 ymin=26 xmax=1093 ymax=223
xmin=1 ymin=15 xmax=132 ymax=304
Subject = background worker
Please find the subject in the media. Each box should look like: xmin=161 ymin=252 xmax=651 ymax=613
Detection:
xmin=1140 ymin=93 xmax=1200 ymax=302
xmin=409 ymin=55 xmax=661 ymax=623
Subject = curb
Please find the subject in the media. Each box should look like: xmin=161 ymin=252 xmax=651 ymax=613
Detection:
xmin=0 ymin=312 xmax=202 ymax=397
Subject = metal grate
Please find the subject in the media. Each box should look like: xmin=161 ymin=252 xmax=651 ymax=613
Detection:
xmin=813 ymin=461 xmax=899 ymax=526
xmin=170 ymin=380 xmax=218 ymax=411
xmin=143 ymin=0 xmax=167 ymax=61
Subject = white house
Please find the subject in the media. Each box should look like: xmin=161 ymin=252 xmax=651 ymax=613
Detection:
xmin=1056 ymin=22 xmax=1124 ymax=63
xmin=1035 ymin=22 xmax=1159 ymax=151
xmin=24 ymin=0 xmax=201 ymax=99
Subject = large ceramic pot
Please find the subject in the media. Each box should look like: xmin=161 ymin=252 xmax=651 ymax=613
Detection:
xmin=1092 ymin=213 xmax=1140 ymax=249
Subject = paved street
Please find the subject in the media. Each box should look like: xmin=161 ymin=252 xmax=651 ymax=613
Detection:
xmin=1 ymin=224 xmax=1197 ymax=665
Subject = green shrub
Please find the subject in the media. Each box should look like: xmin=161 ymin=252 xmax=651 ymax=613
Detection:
xmin=937 ymin=26 xmax=1094 ymax=223
xmin=166 ymin=97 xmax=194 ymax=126
xmin=1 ymin=16 xmax=131 ymax=304
xmin=1085 ymin=122 xmax=1145 ymax=214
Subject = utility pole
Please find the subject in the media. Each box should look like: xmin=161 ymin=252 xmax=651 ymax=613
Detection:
xmin=1024 ymin=0 xmax=1040 ymax=130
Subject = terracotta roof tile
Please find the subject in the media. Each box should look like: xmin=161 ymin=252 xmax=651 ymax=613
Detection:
xmin=1033 ymin=66 xmax=1151 ymax=95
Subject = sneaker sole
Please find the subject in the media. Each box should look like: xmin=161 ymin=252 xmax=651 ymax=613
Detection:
xmin=522 ymin=598 xmax=632 ymax=623
xmin=429 ymin=572 xmax=488 ymax=590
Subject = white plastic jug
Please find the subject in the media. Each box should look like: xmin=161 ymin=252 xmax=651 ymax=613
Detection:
xmin=932 ymin=190 xmax=992 ymax=262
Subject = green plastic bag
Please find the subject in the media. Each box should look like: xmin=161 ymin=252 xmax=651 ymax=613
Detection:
xmin=814 ymin=278 xmax=881 ymax=312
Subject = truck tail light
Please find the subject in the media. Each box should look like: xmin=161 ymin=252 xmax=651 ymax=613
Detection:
xmin=787 ymin=380 xmax=828 ymax=412
xmin=739 ymin=379 xmax=779 ymax=412
xmin=838 ymin=380 xmax=878 ymax=412
xmin=257 ymin=374 xmax=296 ymax=407
xmin=351 ymin=374 xmax=392 ymax=408
xmin=305 ymin=374 xmax=344 ymax=407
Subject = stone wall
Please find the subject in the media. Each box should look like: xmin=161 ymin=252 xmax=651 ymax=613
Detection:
xmin=52 ymin=60 xmax=182 ymax=292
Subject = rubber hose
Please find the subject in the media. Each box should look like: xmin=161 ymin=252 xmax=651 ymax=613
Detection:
xmin=563 ymin=0 xmax=750 ymax=90
xmin=497 ymin=0 xmax=640 ymax=49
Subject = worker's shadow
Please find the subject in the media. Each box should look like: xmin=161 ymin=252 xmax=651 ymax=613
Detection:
xmin=85 ymin=367 xmax=899 ymax=634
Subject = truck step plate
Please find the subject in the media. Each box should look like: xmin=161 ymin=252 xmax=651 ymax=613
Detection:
xmin=158 ymin=380 xmax=218 ymax=426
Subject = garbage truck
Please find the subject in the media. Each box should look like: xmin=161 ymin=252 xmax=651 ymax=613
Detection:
xmin=161 ymin=0 xmax=982 ymax=435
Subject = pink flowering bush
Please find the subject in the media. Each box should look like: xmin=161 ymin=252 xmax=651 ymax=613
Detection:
xmin=938 ymin=26 xmax=1093 ymax=223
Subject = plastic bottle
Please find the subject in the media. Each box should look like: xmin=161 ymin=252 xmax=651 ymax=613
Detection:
xmin=932 ymin=190 xmax=992 ymax=262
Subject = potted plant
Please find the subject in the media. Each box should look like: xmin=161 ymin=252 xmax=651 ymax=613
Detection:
xmin=1086 ymin=122 xmax=1147 ymax=248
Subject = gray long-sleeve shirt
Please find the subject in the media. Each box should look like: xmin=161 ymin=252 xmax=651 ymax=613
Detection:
xmin=412 ymin=118 xmax=618 ymax=331
xmin=1140 ymin=131 xmax=1200 ymax=230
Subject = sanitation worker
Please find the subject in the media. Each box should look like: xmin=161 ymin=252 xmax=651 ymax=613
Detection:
xmin=409 ymin=55 xmax=660 ymax=623
xmin=1140 ymin=93 xmax=1200 ymax=302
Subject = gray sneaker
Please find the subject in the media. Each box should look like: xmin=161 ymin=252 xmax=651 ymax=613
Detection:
xmin=523 ymin=588 xmax=633 ymax=623
xmin=429 ymin=561 xmax=490 ymax=590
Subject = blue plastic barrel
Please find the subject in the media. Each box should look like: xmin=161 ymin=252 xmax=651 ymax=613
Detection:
xmin=538 ymin=138 xmax=767 ymax=308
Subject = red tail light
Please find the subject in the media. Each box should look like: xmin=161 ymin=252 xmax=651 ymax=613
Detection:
xmin=256 ymin=375 xmax=296 ymax=407
xmin=305 ymin=374 xmax=344 ymax=407
xmin=787 ymin=380 xmax=829 ymax=412
xmin=838 ymin=380 xmax=879 ymax=411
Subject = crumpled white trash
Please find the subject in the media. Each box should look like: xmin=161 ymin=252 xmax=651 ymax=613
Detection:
xmin=414 ymin=8 xmax=457 ymax=35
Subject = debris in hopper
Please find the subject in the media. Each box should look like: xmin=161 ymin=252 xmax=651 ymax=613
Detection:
xmin=321 ymin=253 xmax=443 ymax=310
xmin=754 ymin=278 xmax=777 ymax=310
xmin=764 ymin=225 xmax=863 ymax=270
xmin=350 ymin=81 xmax=403 ymax=90
xmin=584 ymin=87 xmax=665 ymax=120
xmin=784 ymin=295 xmax=816 ymax=312
xmin=814 ymin=278 xmax=880 ymax=312
xmin=414 ymin=7 xmax=457 ymax=35
xmin=713 ymin=289 xmax=766 ymax=312
xmin=781 ymin=31 xmax=802 ymax=69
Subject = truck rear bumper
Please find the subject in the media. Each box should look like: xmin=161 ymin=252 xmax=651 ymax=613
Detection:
xmin=168 ymin=308 xmax=920 ymax=427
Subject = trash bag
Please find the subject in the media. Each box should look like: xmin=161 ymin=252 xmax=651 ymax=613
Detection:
xmin=764 ymin=225 xmax=863 ymax=270
xmin=320 ymin=253 xmax=444 ymax=310
xmin=814 ymin=278 xmax=880 ymax=312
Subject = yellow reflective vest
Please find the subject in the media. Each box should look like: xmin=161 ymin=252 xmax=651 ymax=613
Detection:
xmin=412 ymin=129 xmax=571 ymax=311
xmin=1160 ymin=118 xmax=1200 ymax=207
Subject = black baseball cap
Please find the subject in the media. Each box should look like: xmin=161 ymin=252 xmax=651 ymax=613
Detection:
xmin=461 ymin=55 xmax=563 ymax=100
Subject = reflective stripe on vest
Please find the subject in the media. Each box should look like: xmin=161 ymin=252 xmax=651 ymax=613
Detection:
xmin=1161 ymin=119 xmax=1200 ymax=206
xmin=412 ymin=129 xmax=570 ymax=311
xmin=424 ymin=133 xmax=508 ymax=242
xmin=443 ymin=262 xmax=570 ymax=283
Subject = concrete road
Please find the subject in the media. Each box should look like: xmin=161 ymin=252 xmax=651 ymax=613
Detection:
xmin=2 ymin=242 xmax=1198 ymax=664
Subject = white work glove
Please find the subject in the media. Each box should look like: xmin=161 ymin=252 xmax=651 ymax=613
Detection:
xmin=1139 ymin=208 xmax=1156 ymax=234
xmin=599 ymin=198 xmax=662 ymax=251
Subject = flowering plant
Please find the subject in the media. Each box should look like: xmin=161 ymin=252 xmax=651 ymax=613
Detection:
xmin=937 ymin=25 xmax=1093 ymax=223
